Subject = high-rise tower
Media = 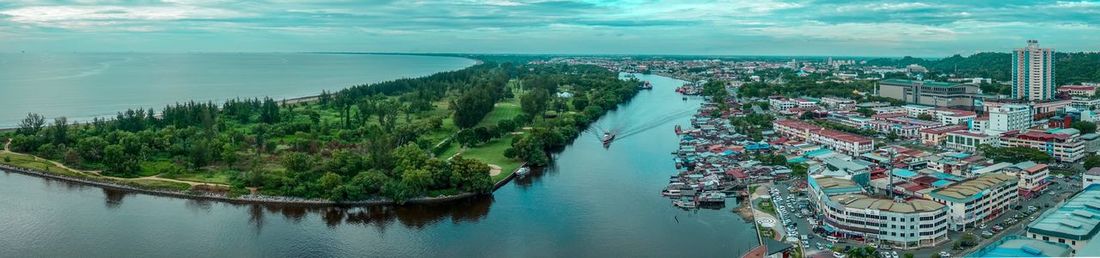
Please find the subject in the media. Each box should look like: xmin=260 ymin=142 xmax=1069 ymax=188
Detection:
xmin=1012 ymin=40 xmax=1056 ymax=100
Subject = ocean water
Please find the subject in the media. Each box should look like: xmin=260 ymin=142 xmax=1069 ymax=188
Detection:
xmin=0 ymin=53 xmax=476 ymax=127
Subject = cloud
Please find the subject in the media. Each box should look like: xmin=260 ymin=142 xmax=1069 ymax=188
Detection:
xmin=1 ymin=0 xmax=1100 ymax=55
xmin=0 ymin=5 xmax=249 ymax=30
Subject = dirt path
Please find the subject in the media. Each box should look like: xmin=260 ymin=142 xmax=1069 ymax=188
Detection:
xmin=2 ymin=139 xmax=228 ymax=188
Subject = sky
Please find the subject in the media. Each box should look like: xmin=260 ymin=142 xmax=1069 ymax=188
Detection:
xmin=1 ymin=0 xmax=1099 ymax=57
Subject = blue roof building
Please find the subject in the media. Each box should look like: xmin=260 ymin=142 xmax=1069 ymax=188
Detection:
xmin=1025 ymin=184 xmax=1100 ymax=255
xmin=966 ymin=235 xmax=1072 ymax=257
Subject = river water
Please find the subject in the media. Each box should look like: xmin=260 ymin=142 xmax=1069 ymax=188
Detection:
xmin=0 ymin=73 xmax=756 ymax=257
xmin=0 ymin=53 xmax=476 ymax=127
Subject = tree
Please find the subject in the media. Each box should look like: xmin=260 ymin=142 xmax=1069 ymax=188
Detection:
xmin=1086 ymin=155 xmax=1100 ymax=170
xmin=902 ymin=253 xmax=914 ymax=258
xmin=1072 ymin=121 xmax=1098 ymax=134
xmin=799 ymin=112 xmax=815 ymax=120
xmin=319 ymin=172 xmax=345 ymax=200
xmin=520 ymin=88 xmax=550 ymax=117
xmin=978 ymin=144 xmax=1054 ymax=163
xmin=282 ymin=152 xmax=314 ymax=173
xmin=917 ymin=113 xmax=935 ymax=121
xmin=50 ymin=117 xmax=69 ymax=145
xmin=855 ymin=107 xmax=875 ymax=117
xmin=17 ymin=113 xmax=46 ymax=136
xmin=449 ymin=155 xmax=493 ymax=193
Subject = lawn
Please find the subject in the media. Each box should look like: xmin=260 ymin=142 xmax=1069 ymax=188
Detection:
xmin=0 ymin=152 xmax=84 ymax=178
xmin=166 ymin=169 xmax=237 ymax=185
xmin=126 ymin=179 xmax=192 ymax=191
xmin=478 ymin=101 xmax=521 ymax=128
xmin=757 ymin=198 xmax=777 ymax=216
xmin=449 ymin=134 xmax=522 ymax=182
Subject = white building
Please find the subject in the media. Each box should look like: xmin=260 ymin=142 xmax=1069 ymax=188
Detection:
xmin=1083 ymin=168 xmax=1100 ymax=190
xmin=809 ymin=176 xmax=949 ymax=249
xmin=928 ymin=173 xmax=1019 ymax=231
xmin=987 ymin=104 xmax=1032 ymax=136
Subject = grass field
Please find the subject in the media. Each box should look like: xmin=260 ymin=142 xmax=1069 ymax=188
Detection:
xmin=478 ymin=101 xmax=521 ymax=128
xmin=126 ymin=179 xmax=192 ymax=191
xmin=458 ymin=134 xmax=521 ymax=182
xmin=166 ymin=169 xmax=236 ymax=185
xmin=0 ymin=152 xmax=84 ymax=177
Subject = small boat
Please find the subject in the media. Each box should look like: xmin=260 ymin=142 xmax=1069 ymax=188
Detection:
xmin=516 ymin=167 xmax=530 ymax=178
xmin=661 ymin=189 xmax=682 ymax=198
xmin=673 ymin=200 xmax=697 ymax=209
xmin=602 ymin=132 xmax=616 ymax=147
xmin=639 ymin=81 xmax=653 ymax=90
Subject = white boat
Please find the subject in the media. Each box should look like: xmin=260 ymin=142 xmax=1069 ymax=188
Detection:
xmin=673 ymin=200 xmax=697 ymax=209
xmin=516 ymin=167 xmax=530 ymax=178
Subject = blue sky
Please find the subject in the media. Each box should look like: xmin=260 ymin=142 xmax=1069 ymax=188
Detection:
xmin=1 ymin=0 xmax=1099 ymax=56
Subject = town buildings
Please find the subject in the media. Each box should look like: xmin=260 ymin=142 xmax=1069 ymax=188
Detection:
xmin=1012 ymin=40 xmax=1056 ymax=101
xmin=998 ymin=129 xmax=1086 ymax=163
xmin=1058 ymin=85 xmax=1096 ymax=97
xmin=773 ymin=120 xmax=874 ymax=155
xmin=944 ymin=131 xmax=997 ymax=152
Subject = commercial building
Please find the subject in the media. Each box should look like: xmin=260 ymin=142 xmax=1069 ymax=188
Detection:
xmin=998 ymin=129 xmax=1086 ymax=163
xmin=986 ymin=104 xmax=1032 ymax=136
xmin=933 ymin=108 xmax=977 ymax=126
xmin=919 ymin=125 xmax=968 ymax=146
xmin=944 ymin=131 xmax=997 ymax=152
xmin=773 ymin=120 xmax=874 ymax=155
xmin=820 ymin=97 xmax=857 ymax=110
xmin=1002 ymin=162 xmax=1051 ymax=199
xmin=877 ymin=79 xmax=980 ymax=108
xmin=966 ymin=235 xmax=1072 ymax=257
xmin=928 ymin=173 xmax=1019 ymax=231
xmin=1084 ymin=168 xmax=1100 ymax=190
xmin=1025 ymin=184 xmax=1100 ymax=255
xmin=1012 ymin=40 xmax=1056 ymax=101
xmin=808 ymin=176 xmax=949 ymax=249
xmin=1058 ymin=85 xmax=1096 ymax=97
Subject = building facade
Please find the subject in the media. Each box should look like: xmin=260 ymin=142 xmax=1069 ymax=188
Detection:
xmin=877 ymin=79 xmax=980 ymax=108
xmin=987 ymin=104 xmax=1032 ymax=136
xmin=1026 ymin=184 xmax=1100 ymax=255
xmin=773 ymin=120 xmax=875 ymax=155
xmin=809 ymin=176 xmax=949 ymax=249
xmin=998 ymin=129 xmax=1086 ymax=163
xmin=928 ymin=173 xmax=1019 ymax=231
xmin=1012 ymin=40 xmax=1056 ymax=101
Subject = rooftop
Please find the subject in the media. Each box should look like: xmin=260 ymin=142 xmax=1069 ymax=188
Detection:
xmin=966 ymin=235 xmax=1072 ymax=257
xmin=830 ymin=194 xmax=945 ymax=213
xmin=810 ymin=176 xmax=863 ymax=196
xmin=930 ymin=173 xmax=1018 ymax=203
xmin=1027 ymin=184 xmax=1100 ymax=240
xmin=880 ymin=79 xmax=963 ymax=88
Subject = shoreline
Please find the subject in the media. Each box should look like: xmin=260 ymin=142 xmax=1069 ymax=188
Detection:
xmin=0 ymin=162 xmax=523 ymax=207
xmin=0 ymin=55 xmax=502 ymax=207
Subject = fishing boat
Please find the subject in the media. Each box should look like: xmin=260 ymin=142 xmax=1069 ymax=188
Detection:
xmin=602 ymin=132 xmax=616 ymax=147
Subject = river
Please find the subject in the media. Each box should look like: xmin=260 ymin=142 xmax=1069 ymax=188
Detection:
xmin=0 ymin=73 xmax=757 ymax=257
xmin=0 ymin=53 xmax=476 ymax=127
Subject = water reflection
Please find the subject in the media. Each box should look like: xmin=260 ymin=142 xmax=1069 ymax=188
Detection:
xmin=103 ymin=188 xmax=128 ymax=209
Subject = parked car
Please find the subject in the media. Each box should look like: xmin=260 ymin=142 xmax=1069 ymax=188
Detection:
xmin=939 ymin=251 xmax=952 ymax=257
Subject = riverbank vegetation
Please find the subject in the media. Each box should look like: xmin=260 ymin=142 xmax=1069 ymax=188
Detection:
xmin=1 ymin=62 xmax=639 ymax=202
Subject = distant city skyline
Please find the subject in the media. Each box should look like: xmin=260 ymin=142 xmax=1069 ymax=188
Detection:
xmin=2 ymin=1 xmax=1100 ymax=56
